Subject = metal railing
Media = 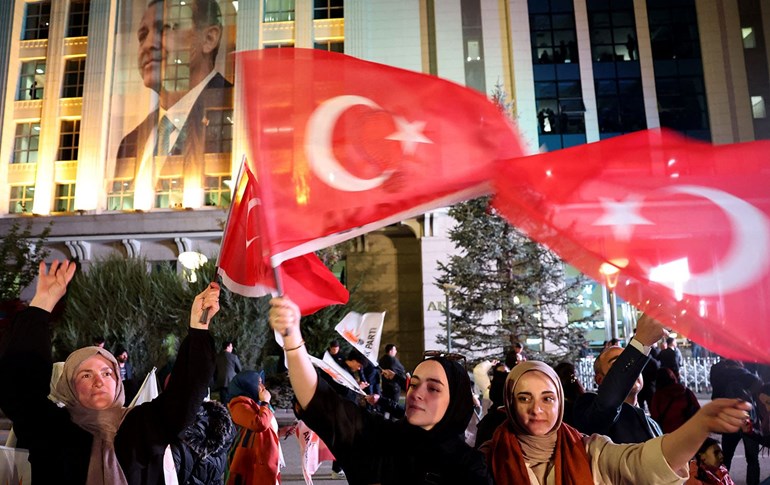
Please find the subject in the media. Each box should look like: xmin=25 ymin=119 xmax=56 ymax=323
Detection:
xmin=575 ymin=356 xmax=719 ymax=394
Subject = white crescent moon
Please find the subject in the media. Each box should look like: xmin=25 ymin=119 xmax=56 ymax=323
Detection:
xmin=305 ymin=95 xmax=393 ymax=192
xmin=245 ymin=198 xmax=260 ymax=248
xmin=666 ymin=185 xmax=770 ymax=296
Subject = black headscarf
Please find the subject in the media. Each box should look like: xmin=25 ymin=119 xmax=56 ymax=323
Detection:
xmin=420 ymin=356 xmax=474 ymax=440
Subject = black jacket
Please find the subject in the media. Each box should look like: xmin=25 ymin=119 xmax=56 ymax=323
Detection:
xmin=300 ymin=375 xmax=491 ymax=485
xmin=0 ymin=307 xmax=215 ymax=485
xmin=172 ymin=400 xmax=236 ymax=485
xmin=573 ymin=344 xmax=662 ymax=443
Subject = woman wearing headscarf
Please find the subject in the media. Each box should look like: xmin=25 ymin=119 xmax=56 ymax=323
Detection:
xmin=486 ymin=361 xmax=752 ymax=485
xmin=225 ymin=370 xmax=284 ymax=485
xmin=0 ymin=260 xmax=220 ymax=485
xmin=269 ymin=296 xmax=491 ymax=485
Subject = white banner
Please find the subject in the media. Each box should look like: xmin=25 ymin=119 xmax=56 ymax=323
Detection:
xmin=312 ymin=353 xmax=365 ymax=395
xmin=334 ymin=311 xmax=386 ymax=366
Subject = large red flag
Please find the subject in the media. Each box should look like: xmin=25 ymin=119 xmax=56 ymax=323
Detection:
xmin=492 ymin=129 xmax=770 ymax=363
xmin=217 ymin=163 xmax=349 ymax=315
xmin=238 ymin=48 xmax=524 ymax=264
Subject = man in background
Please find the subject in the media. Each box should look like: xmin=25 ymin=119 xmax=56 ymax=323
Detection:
xmin=213 ymin=340 xmax=241 ymax=403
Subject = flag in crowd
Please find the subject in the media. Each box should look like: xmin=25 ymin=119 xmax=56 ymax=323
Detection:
xmin=492 ymin=129 xmax=770 ymax=363
xmin=295 ymin=420 xmax=335 ymax=485
xmin=334 ymin=311 xmax=386 ymax=365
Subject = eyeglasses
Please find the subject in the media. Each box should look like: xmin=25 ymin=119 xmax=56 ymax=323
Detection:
xmin=423 ymin=350 xmax=467 ymax=366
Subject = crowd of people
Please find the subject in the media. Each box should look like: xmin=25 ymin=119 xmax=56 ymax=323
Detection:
xmin=1 ymin=260 xmax=768 ymax=484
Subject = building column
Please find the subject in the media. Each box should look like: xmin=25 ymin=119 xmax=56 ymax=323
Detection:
xmin=573 ymin=0 xmax=600 ymax=143
xmin=633 ymin=0 xmax=660 ymax=130
xmin=507 ymin=0 xmax=538 ymax=153
xmin=295 ymin=0 xmax=314 ymax=48
xmin=344 ymin=0 xmax=367 ymax=58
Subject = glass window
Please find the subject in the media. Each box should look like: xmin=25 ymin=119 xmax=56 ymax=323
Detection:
xmin=155 ymin=177 xmax=183 ymax=209
xmin=264 ymin=0 xmax=295 ymax=22
xmin=314 ymin=40 xmax=344 ymax=53
xmin=204 ymin=175 xmax=232 ymax=208
xmin=107 ymin=180 xmax=134 ymax=211
xmin=752 ymin=96 xmax=767 ymax=119
xmin=12 ymin=122 xmax=41 ymax=164
xmin=314 ymin=0 xmax=343 ymax=19
xmin=9 ymin=185 xmax=35 ymax=214
xmin=263 ymin=42 xmax=295 ymax=49
xmin=161 ymin=1 xmax=194 ymax=93
xmin=58 ymin=119 xmax=81 ymax=161
xmin=743 ymin=27 xmax=756 ymax=49
xmin=23 ymin=1 xmax=51 ymax=40
xmin=62 ymin=57 xmax=87 ymax=98
xmin=18 ymin=60 xmax=46 ymax=101
xmin=67 ymin=0 xmax=90 ymax=37
xmin=54 ymin=183 xmax=76 ymax=212
xmin=204 ymin=109 xmax=233 ymax=153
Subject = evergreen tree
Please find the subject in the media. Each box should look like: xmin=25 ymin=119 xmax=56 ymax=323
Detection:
xmin=0 ymin=220 xmax=51 ymax=301
xmin=436 ymin=84 xmax=594 ymax=364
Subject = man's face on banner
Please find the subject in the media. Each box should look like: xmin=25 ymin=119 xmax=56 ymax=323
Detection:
xmin=136 ymin=1 xmax=217 ymax=94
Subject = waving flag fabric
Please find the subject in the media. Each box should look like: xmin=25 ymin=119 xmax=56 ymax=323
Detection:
xmin=492 ymin=129 xmax=770 ymax=363
xmin=217 ymin=162 xmax=349 ymax=315
xmin=334 ymin=311 xmax=386 ymax=366
xmin=238 ymin=48 xmax=524 ymax=265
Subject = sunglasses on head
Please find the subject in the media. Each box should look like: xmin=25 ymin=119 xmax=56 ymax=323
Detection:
xmin=422 ymin=350 xmax=467 ymax=366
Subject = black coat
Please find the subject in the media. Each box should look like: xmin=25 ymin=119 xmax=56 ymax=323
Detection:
xmin=300 ymin=376 xmax=492 ymax=485
xmin=573 ymin=344 xmax=662 ymax=443
xmin=0 ymin=307 xmax=215 ymax=485
xmin=172 ymin=400 xmax=236 ymax=485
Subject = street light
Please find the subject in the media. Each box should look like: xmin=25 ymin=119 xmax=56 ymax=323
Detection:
xmin=442 ymin=283 xmax=458 ymax=352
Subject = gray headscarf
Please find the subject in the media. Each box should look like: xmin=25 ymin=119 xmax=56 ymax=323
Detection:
xmin=53 ymin=346 xmax=130 ymax=485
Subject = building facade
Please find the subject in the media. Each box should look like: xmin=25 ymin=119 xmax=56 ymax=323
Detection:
xmin=0 ymin=0 xmax=767 ymax=368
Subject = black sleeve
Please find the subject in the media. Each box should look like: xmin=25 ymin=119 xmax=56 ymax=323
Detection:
xmin=573 ymin=344 xmax=649 ymax=435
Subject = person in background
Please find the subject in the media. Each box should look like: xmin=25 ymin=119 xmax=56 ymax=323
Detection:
xmin=270 ymin=296 xmax=492 ymax=485
xmin=92 ymin=336 xmax=106 ymax=348
xmin=328 ymin=339 xmax=346 ymax=368
xmin=114 ymin=345 xmax=138 ymax=403
xmin=0 ymin=260 xmax=219 ymax=484
xmin=659 ymin=337 xmax=684 ymax=380
xmin=171 ymin=400 xmax=235 ymax=485
xmin=379 ymin=343 xmax=407 ymax=404
xmin=685 ymin=437 xmax=735 ymax=485
xmin=213 ymin=340 xmax=242 ymax=403
xmin=226 ymin=370 xmax=283 ymax=485
xmin=553 ymin=361 xmax=585 ymax=426
xmin=485 ymin=361 xmax=752 ymax=485
xmin=651 ymin=367 xmax=700 ymax=433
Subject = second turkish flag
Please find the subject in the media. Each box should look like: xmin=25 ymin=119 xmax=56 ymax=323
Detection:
xmin=238 ymin=48 xmax=524 ymax=264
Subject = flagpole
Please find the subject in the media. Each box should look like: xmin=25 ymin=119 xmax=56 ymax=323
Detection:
xmin=199 ymin=154 xmax=247 ymax=324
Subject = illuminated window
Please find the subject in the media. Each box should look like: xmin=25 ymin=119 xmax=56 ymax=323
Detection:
xmin=9 ymin=185 xmax=35 ymax=214
xmin=53 ymin=183 xmax=76 ymax=212
xmin=264 ymin=0 xmax=295 ymax=22
xmin=204 ymin=175 xmax=232 ymax=208
xmin=23 ymin=1 xmax=51 ymax=40
xmin=12 ymin=122 xmax=41 ymax=164
xmin=161 ymin=1 xmax=193 ymax=93
xmin=313 ymin=0 xmax=343 ymax=19
xmin=263 ymin=42 xmax=295 ymax=49
xmin=314 ymin=40 xmax=344 ymax=53
xmin=752 ymin=96 xmax=766 ymax=119
xmin=18 ymin=60 xmax=46 ymax=100
xmin=62 ymin=58 xmax=87 ymax=98
xmin=58 ymin=119 xmax=81 ymax=161
xmin=107 ymin=180 xmax=134 ymax=211
xmin=204 ymin=109 xmax=233 ymax=153
xmin=67 ymin=0 xmax=90 ymax=37
xmin=155 ymin=177 xmax=183 ymax=209
xmin=742 ymin=27 xmax=756 ymax=49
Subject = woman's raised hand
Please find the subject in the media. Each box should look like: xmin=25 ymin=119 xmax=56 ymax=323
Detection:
xmin=269 ymin=296 xmax=302 ymax=340
xmin=190 ymin=282 xmax=220 ymax=329
xmin=30 ymin=260 xmax=77 ymax=312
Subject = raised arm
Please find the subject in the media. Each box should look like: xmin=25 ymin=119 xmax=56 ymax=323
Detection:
xmin=268 ymin=296 xmax=317 ymax=408
xmin=661 ymin=398 xmax=751 ymax=473
xmin=29 ymin=260 xmax=77 ymax=312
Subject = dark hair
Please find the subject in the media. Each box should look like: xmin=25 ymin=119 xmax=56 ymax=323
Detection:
xmin=222 ymin=340 xmax=234 ymax=351
xmin=384 ymin=343 xmax=396 ymax=353
xmin=92 ymin=336 xmax=105 ymax=345
xmin=329 ymin=340 xmax=340 ymax=348
xmin=655 ymin=367 xmax=678 ymax=389
xmin=696 ymin=437 xmax=720 ymax=462
xmin=665 ymin=337 xmax=676 ymax=345
xmin=554 ymin=361 xmax=585 ymax=401
xmin=346 ymin=351 xmax=367 ymax=366
xmin=608 ymin=338 xmax=620 ymax=346
xmin=114 ymin=345 xmax=128 ymax=356
xmin=147 ymin=0 xmax=223 ymax=60
xmin=760 ymin=383 xmax=770 ymax=396
xmin=513 ymin=342 xmax=523 ymax=350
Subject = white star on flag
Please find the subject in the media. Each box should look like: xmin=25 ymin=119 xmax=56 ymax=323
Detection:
xmin=385 ymin=116 xmax=433 ymax=156
xmin=592 ymin=195 xmax=654 ymax=240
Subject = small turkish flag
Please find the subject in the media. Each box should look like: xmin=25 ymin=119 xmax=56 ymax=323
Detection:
xmin=217 ymin=162 xmax=349 ymax=315
xmin=493 ymin=129 xmax=770 ymax=363
xmin=238 ymin=48 xmax=524 ymax=264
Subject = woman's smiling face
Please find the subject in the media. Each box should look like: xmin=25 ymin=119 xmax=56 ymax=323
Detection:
xmin=512 ymin=371 xmax=559 ymax=436
xmin=405 ymin=360 xmax=451 ymax=430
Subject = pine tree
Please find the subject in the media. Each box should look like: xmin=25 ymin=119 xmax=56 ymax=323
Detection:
xmin=436 ymin=84 xmax=594 ymax=364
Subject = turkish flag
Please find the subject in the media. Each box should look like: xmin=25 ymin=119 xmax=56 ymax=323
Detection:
xmin=238 ymin=48 xmax=524 ymax=264
xmin=217 ymin=162 xmax=349 ymax=315
xmin=493 ymin=129 xmax=770 ymax=363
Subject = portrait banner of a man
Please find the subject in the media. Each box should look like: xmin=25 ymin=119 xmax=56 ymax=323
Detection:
xmin=107 ymin=0 xmax=236 ymax=212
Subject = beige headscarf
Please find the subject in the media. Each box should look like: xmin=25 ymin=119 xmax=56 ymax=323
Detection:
xmin=503 ymin=361 xmax=565 ymax=484
xmin=53 ymin=346 xmax=130 ymax=485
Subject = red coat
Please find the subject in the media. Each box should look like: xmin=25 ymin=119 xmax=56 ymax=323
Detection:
xmin=227 ymin=397 xmax=281 ymax=485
